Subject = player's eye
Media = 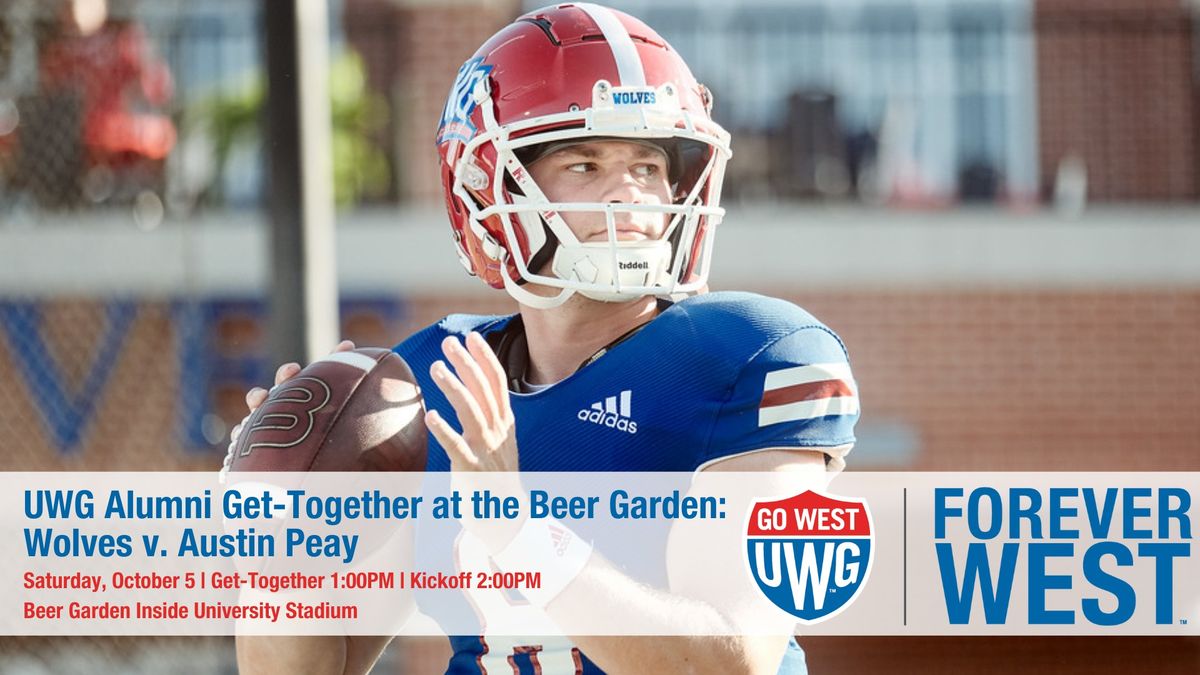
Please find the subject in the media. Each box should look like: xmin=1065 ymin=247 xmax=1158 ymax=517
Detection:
xmin=633 ymin=163 xmax=661 ymax=179
xmin=566 ymin=162 xmax=594 ymax=174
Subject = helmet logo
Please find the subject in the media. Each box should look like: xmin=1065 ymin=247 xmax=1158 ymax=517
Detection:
xmin=437 ymin=57 xmax=493 ymax=146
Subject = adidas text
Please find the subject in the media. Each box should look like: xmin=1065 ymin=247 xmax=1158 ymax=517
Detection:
xmin=577 ymin=409 xmax=638 ymax=434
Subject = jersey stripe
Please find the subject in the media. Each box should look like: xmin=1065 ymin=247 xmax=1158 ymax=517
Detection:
xmin=575 ymin=3 xmax=647 ymax=87
xmin=760 ymin=362 xmax=857 ymax=426
xmin=760 ymin=379 xmax=854 ymax=408
xmin=763 ymin=362 xmax=854 ymax=391
xmin=759 ymin=395 xmax=859 ymax=427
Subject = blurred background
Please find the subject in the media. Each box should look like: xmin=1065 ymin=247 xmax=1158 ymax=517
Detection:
xmin=0 ymin=0 xmax=1197 ymax=672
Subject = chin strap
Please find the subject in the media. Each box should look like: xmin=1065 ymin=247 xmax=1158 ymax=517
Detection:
xmin=500 ymin=240 xmax=672 ymax=308
xmin=551 ymin=241 xmax=672 ymax=303
xmin=501 ymin=266 xmax=576 ymax=309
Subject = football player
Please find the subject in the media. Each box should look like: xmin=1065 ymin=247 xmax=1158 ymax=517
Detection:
xmin=237 ymin=4 xmax=858 ymax=674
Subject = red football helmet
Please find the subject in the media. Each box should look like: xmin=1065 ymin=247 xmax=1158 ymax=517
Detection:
xmin=436 ymin=3 xmax=731 ymax=308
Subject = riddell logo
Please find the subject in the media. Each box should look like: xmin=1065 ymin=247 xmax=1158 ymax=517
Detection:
xmin=619 ymin=261 xmax=649 ymax=271
xmin=577 ymin=390 xmax=638 ymax=434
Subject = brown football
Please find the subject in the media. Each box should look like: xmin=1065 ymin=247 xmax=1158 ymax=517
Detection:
xmin=226 ymin=348 xmax=426 ymax=472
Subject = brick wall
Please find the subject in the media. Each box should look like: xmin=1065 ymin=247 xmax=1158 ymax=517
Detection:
xmin=795 ymin=289 xmax=1200 ymax=471
xmin=1036 ymin=1 xmax=1198 ymax=200
xmin=4 ymin=288 xmax=1195 ymax=472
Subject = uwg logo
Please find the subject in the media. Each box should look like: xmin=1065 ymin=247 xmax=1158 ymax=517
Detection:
xmin=746 ymin=490 xmax=873 ymax=623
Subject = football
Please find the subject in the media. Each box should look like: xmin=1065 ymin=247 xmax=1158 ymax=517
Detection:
xmin=226 ymin=348 xmax=427 ymax=472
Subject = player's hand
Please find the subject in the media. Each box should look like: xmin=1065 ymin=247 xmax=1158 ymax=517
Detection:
xmin=220 ymin=340 xmax=356 ymax=480
xmin=425 ymin=332 xmax=518 ymax=472
xmin=425 ymin=333 xmax=525 ymax=552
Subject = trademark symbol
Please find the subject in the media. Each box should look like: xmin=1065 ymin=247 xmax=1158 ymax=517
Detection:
xmin=1180 ymin=618 xmax=1188 ymax=625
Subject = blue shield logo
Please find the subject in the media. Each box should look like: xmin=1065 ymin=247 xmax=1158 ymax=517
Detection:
xmin=746 ymin=490 xmax=874 ymax=624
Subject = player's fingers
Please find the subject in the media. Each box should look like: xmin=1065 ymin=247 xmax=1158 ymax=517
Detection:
xmin=274 ymin=362 xmax=301 ymax=386
xmin=430 ymin=360 xmax=489 ymax=440
xmin=333 ymin=340 xmax=356 ymax=353
xmin=466 ymin=331 xmax=510 ymax=420
xmin=442 ymin=336 xmax=500 ymax=427
xmin=425 ymin=409 xmax=479 ymax=467
xmin=245 ymin=387 xmax=268 ymax=411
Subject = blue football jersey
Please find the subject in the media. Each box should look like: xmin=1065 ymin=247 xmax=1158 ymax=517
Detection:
xmin=394 ymin=291 xmax=858 ymax=675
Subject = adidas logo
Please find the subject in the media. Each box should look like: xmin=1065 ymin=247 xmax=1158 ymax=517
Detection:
xmin=577 ymin=390 xmax=638 ymax=434
xmin=548 ymin=523 xmax=572 ymax=556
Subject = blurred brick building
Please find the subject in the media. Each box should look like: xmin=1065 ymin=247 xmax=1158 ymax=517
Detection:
xmin=338 ymin=0 xmax=1199 ymax=204
xmin=343 ymin=0 xmax=520 ymax=202
xmin=1036 ymin=0 xmax=1198 ymax=200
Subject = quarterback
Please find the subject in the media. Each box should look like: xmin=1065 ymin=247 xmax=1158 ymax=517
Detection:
xmin=238 ymin=3 xmax=858 ymax=674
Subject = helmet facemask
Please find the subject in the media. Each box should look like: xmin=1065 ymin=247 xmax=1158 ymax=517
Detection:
xmin=451 ymin=77 xmax=731 ymax=309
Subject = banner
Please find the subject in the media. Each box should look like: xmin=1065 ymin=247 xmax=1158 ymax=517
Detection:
xmin=4 ymin=472 xmax=1197 ymax=636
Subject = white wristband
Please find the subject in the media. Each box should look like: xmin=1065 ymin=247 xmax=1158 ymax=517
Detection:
xmin=491 ymin=517 xmax=592 ymax=608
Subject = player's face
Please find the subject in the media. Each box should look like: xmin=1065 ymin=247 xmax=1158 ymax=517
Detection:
xmin=527 ymin=140 xmax=673 ymax=243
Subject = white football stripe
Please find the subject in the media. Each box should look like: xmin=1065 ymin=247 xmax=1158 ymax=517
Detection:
xmin=758 ymin=395 xmax=859 ymax=427
xmin=318 ymin=351 xmax=378 ymax=372
xmin=764 ymin=362 xmax=855 ymax=392
xmin=575 ymin=3 xmax=647 ymax=87
xmin=619 ymin=389 xmax=631 ymax=418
